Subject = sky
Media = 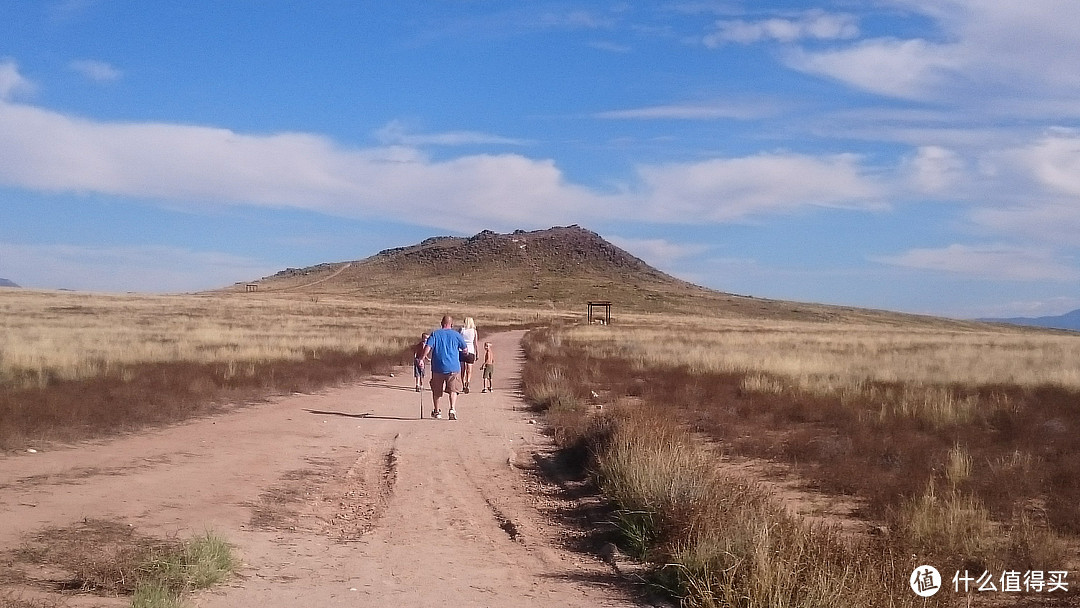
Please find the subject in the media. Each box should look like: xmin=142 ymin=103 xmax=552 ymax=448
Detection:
xmin=1 ymin=1 xmax=1079 ymax=319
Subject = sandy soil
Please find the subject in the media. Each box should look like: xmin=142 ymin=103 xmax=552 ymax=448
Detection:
xmin=0 ymin=331 xmax=646 ymax=607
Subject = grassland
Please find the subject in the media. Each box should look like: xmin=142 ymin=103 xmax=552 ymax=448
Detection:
xmin=522 ymin=317 xmax=1080 ymax=607
xmin=0 ymin=289 xmax=562 ymax=449
xmin=6 ymin=284 xmax=1079 ymax=606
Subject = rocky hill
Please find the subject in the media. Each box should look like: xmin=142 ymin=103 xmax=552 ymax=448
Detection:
xmin=232 ymin=225 xmax=986 ymax=325
xmin=242 ymin=226 xmax=710 ymax=311
xmin=0 ymin=278 xmax=20 ymax=288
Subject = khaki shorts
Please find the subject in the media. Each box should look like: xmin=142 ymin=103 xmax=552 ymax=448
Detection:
xmin=430 ymin=371 xmax=463 ymax=397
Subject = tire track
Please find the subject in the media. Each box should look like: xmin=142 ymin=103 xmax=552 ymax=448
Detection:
xmin=249 ymin=433 xmax=400 ymax=541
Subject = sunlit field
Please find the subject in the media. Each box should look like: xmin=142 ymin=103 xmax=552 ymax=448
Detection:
xmin=0 ymin=289 xmax=561 ymax=448
xmin=566 ymin=315 xmax=1080 ymax=389
xmin=522 ymin=317 xmax=1080 ymax=607
xmin=6 ymin=285 xmax=1079 ymax=605
xmin=0 ymin=289 xmax=558 ymax=389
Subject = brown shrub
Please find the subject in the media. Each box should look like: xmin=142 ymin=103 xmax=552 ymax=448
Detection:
xmin=522 ymin=326 xmax=1080 ymax=606
xmin=0 ymin=350 xmax=392 ymax=450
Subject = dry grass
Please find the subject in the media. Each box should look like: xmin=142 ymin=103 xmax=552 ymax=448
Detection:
xmin=566 ymin=318 xmax=1080 ymax=455
xmin=566 ymin=317 xmax=1080 ymax=388
xmin=896 ymin=480 xmax=995 ymax=564
xmin=0 ymin=289 xmax=561 ymax=388
xmin=537 ymin=396 xmax=932 ymax=606
xmin=0 ymin=289 xmax=558 ymax=449
xmin=522 ymin=323 xmax=1080 ymax=607
xmin=8 ymin=519 xmax=234 ymax=608
xmin=0 ymin=593 xmax=66 ymax=608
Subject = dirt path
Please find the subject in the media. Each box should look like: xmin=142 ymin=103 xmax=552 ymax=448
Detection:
xmin=0 ymin=331 xmax=644 ymax=607
xmin=268 ymin=261 xmax=353 ymax=292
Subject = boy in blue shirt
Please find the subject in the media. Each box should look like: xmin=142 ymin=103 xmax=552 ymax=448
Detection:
xmin=422 ymin=315 xmax=468 ymax=420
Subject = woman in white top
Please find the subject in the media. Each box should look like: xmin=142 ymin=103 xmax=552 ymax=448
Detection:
xmin=460 ymin=316 xmax=478 ymax=393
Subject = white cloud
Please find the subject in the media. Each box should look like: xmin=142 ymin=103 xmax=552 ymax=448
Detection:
xmin=789 ymin=1 xmax=1080 ymax=109
xmin=633 ymin=152 xmax=885 ymax=222
xmin=957 ymin=131 xmax=1080 ymax=243
xmin=374 ymin=120 xmax=530 ymax=147
xmin=0 ymin=242 xmax=274 ymax=292
xmin=905 ymin=145 xmax=966 ymax=194
xmin=875 ymin=244 xmax=1080 ymax=282
xmin=594 ymin=101 xmax=782 ymax=120
xmin=606 ymin=236 xmax=709 ymax=270
xmin=0 ymin=59 xmax=35 ymax=100
xmin=787 ymin=38 xmax=963 ymax=100
xmin=1012 ymin=131 xmax=1080 ymax=197
xmin=0 ymin=88 xmax=891 ymax=232
xmin=704 ymin=10 xmax=859 ymax=47
xmin=0 ymin=99 xmax=607 ymax=232
xmin=971 ymin=203 xmax=1080 ymax=247
xmin=69 ymin=59 xmax=122 ymax=83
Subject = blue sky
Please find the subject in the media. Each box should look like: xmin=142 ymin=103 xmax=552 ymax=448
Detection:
xmin=2 ymin=1 xmax=1079 ymax=318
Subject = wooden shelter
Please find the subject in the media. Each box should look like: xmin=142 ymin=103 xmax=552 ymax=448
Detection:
xmin=587 ymin=300 xmax=612 ymax=325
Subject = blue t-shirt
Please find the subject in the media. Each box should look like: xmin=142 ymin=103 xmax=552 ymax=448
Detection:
xmin=426 ymin=328 xmax=467 ymax=374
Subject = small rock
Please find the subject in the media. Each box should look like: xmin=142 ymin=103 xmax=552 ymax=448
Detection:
xmin=389 ymin=373 xmax=395 ymax=377
xmin=527 ymin=419 xmax=536 ymax=425
xmin=598 ymin=541 xmax=622 ymax=564
xmin=26 ymin=448 xmax=37 ymax=454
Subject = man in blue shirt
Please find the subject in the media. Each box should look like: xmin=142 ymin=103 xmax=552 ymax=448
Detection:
xmin=422 ymin=315 xmax=468 ymax=420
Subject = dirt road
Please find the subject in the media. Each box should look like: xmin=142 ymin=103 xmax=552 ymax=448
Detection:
xmin=0 ymin=331 xmax=644 ymax=607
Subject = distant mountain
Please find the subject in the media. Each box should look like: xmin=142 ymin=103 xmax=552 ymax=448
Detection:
xmin=980 ymin=309 xmax=1080 ymax=332
xmin=0 ymin=278 xmax=19 ymax=288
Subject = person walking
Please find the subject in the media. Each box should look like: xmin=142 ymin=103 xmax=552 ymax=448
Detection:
xmin=480 ymin=341 xmax=495 ymax=393
xmin=412 ymin=332 xmax=430 ymax=392
xmin=460 ymin=316 xmax=478 ymax=393
xmin=423 ymin=315 xmax=468 ymax=420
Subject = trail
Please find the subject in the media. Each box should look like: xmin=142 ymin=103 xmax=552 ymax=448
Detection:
xmin=274 ymin=261 xmax=353 ymax=291
xmin=0 ymin=332 xmax=643 ymax=607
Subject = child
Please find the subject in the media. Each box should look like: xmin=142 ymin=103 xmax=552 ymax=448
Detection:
xmin=480 ymin=341 xmax=495 ymax=393
xmin=413 ymin=332 xmax=430 ymax=392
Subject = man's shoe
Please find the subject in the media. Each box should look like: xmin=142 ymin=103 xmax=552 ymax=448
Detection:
xmin=431 ymin=409 xmax=441 ymax=419
xmin=448 ymin=409 xmax=457 ymax=420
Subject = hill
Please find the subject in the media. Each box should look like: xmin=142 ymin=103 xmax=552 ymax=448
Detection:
xmin=233 ymin=225 xmax=988 ymax=326
xmin=241 ymin=226 xmax=713 ymax=311
xmin=0 ymin=278 xmax=19 ymax=288
xmin=980 ymin=309 xmax=1080 ymax=332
